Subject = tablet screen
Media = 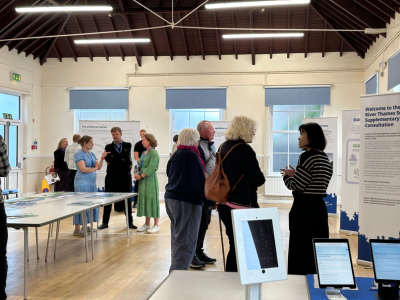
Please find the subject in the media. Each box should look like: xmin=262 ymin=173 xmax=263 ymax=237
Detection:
xmin=315 ymin=242 xmax=355 ymax=286
xmin=242 ymin=220 xmax=278 ymax=271
xmin=370 ymin=242 xmax=400 ymax=281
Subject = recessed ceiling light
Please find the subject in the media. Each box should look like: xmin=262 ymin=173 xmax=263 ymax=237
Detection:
xmin=222 ymin=33 xmax=304 ymax=39
xmin=206 ymin=0 xmax=310 ymax=9
xmin=15 ymin=6 xmax=113 ymax=13
xmin=74 ymin=39 xmax=151 ymax=44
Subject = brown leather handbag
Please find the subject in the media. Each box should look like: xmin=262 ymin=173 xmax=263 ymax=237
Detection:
xmin=204 ymin=143 xmax=244 ymax=204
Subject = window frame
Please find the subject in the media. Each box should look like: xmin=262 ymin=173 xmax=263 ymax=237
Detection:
xmin=269 ymin=105 xmax=324 ymax=175
xmin=73 ymin=109 xmax=128 ymax=133
xmin=169 ymin=108 xmax=223 ymax=151
xmin=364 ymin=72 xmax=379 ymax=95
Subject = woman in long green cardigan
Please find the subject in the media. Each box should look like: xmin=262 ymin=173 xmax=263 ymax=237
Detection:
xmin=134 ymin=133 xmax=160 ymax=234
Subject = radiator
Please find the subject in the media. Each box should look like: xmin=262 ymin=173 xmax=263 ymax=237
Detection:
xmin=264 ymin=177 xmax=292 ymax=196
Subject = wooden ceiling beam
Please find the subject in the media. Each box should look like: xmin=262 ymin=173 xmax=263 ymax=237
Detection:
xmin=287 ymin=8 xmax=290 ymax=59
xmin=0 ymin=0 xmax=24 ymax=20
xmin=39 ymin=14 xmax=71 ymax=65
xmin=213 ymin=12 xmax=221 ymax=60
xmin=195 ymin=12 xmax=205 ymax=60
xmin=33 ymin=41 xmax=50 ymax=60
xmin=322 ymin=21 xmax=326 ymax=57
xmin=269 ymin=9 xmax=272 ymax=59
xmin=304 ymin=6 xmax=309 ymax=58
xmin=62 ymin=29 xmax=77 ymax=62
xmin=311 ymin=1 xmax=365 ymax=58
xmin=314 ymin=2 xmax=373 ymax=46
xmin=108 ymin=16 xmax=125 ymax=61
xmin=0 ymin=0 xmax=42 ymax=38
xmin=317 ymin=0 xmax=376 ymax=43
xmin=16 ymin=13 xmax=65 ymax=54
xmin=85 ymin=0 xmax=108 ymax=61
xmin=117 ymin=0 xmax=141 ymax=66
xmin=73 ymin=15 xmax=93 ymax=61
xmin=53 ymin=45 xmax=62 ymax=62
xmin=353 ymin=0 xmax=390 ymax=23
xmin=366 ymin=0 xmax=395 ymax=18
xmin=250 ymin=11 xmax=255 ymax=65
xmin=142 ymin=13 xmax=157 ymax=61
xmin=231 ymin=11 xmax=238 ymax=59
xmin=161 ymin=13 xmax=173 ymax=60
xmin=329 ymin=0 xmax=386 ymax=37
xmin=378 ymin=0 xmax=400 ymax=13
xmin=340 ymin=39 xmax=343 ymax=56
xmin=178 ymin=12 xmax=189 ymax=60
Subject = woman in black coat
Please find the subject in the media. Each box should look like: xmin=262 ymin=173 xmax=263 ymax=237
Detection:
xmin=218 ymin=115 xmax=266 ymax=272
xmin=54 ymin=138 xmax=69 ymax=192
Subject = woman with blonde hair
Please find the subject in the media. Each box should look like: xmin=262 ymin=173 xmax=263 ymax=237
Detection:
xmin=134 ymin=134 xmax=160 ymax=233
xmin=165 ymin=128 xmax=207 ymax=272
xmin=218 ymin=116 xmax=266 ymax=272
xmin=54 ymin=138 xmax=69 ymax=191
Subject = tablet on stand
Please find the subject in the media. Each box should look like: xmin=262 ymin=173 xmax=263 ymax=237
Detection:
xmin=313 ymin=239 xmax=357 ymax=300
xmin=369 ymin=239 xmax=400 ymax=299
xmin=232 ymin=207 xmax=287 ymax=300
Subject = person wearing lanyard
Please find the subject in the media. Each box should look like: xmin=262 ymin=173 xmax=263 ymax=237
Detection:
xmin=54 ymin=138 xmax=69 ymax=191
xmin=73 ymin=135 xmax=108 ymax=236
xmin=133 ymin=129 xmax=147 ymax=208
xmin=134 ymin=133 xmax=160 ymax=234
xmin=98 ymin=127 xmax=137 ymax=230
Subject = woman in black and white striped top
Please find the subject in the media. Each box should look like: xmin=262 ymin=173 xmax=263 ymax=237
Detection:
xmin=281 ymin=122 xmax=333 ymax=275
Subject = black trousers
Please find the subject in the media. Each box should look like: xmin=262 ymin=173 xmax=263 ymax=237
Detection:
xmin=288 ymin=195 xmax=329 ymax=275
xmin=133 ymin=179 xmax=139 ymax=204
xmin=68 ymin=170 xmax=77 ymax=192
xmin=102 ymin=175 xmax=133 ymax=225
xmin=0 ymin=203 xmax=8 ymax=299
xmin=218 ymin=204 xmax=237 ymax=272
xmin=196 ymin=204 xmax=212 ymax=253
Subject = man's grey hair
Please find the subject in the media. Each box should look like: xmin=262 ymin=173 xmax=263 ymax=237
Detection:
xmin=178 ymin=128 xmax=200 ymax=147
xmin=197 ymin=120 xmax=211 ymax=134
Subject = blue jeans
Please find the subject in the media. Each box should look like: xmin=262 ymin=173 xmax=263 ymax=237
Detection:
xmin=73 ymin=208 xmax=98 ymax=225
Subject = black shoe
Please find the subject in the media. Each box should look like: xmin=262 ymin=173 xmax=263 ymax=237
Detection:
xmin=197 ymin=250 xmax=217 ymax=264
xmin=132 ymin=203 xmax=137 ymax=208
xmin=190 ymin=253 xmax=206 ymax=269
xmin=129 ymin=223 xmax=138 ymax=229
xmin=98 ymin=223 xmax=109 ymax=230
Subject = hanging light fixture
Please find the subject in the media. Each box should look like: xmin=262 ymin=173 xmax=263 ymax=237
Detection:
xmin=206 ymin=0 xmax=310 ymax=10
xmin=222 ymin=33 xmax=304 ymax=39
xmin=15 ymin=6 xmax=113 ymax=13
xmin=74 ymin=38 xmax=150 ymax=44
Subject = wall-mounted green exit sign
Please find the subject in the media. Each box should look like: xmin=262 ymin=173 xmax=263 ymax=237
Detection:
xmin=11 ymin=73 xmax=21 ymax=82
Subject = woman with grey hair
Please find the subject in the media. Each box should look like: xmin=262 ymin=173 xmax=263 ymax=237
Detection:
xmin=165 ymin=128 xmax=207 ymax=272
xmin=218 ymin=115 xmax=266 ymax=272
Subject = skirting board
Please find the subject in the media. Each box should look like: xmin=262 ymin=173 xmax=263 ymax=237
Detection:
xmin=356 ymin=259 xmax=372 ymax=267
xmin=339 ymin=229 xmax=358 ymax=235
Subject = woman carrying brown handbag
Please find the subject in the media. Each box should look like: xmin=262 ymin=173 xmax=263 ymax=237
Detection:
xmin=218 ymin=115 xmax=265 ymax=272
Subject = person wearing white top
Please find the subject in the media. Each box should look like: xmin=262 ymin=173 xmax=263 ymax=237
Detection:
xmin=64 ymin=134 xmax=81 ymax=192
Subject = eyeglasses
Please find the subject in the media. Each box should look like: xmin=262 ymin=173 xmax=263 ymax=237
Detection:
xmin=252 ymin=129 xmax=257 ymax=135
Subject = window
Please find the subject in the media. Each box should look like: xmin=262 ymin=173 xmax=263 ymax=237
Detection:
xmin=0 ymin=92 xmax=20 ymax=120
xmin=170 ymin=108 xmax=222 ymax=141
xmin=270 ymin=105 xmax=323 ymax=174
xmin=365 ymin=73 xmax=379 ymax=95
xmin=74 ymin=109 xmax=126 ymax=133
xmin=393 ymin=85 xmax=400 ymax=92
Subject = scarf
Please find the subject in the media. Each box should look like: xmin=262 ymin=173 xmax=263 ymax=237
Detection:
xmin=177 ymin=145 xmax=206 ymax=173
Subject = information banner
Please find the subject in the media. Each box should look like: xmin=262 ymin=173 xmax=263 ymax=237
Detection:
xmin=358 ymin=93 xmax=400 ymax=264
xmin=211 ymin=121 xmax=230 ymax=151
xmin=79 ymin=121 xmax=141 ymax=191
xmin=340 ymin=109 xmax=360 ymax=233
xmin=303 ymin=117 xmax=338 ymax=214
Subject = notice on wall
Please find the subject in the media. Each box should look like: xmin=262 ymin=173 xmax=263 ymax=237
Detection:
xmin=79 ymin=121 xmax=141 ymax=191
xmin=340 ymin=109 xmax=360 ymax=233
xmin=358 ymin=93 xmax=400 ymax=264
xmin=303 ymin=117 xmax=338 ymax=215
xmin=211 ymin=121 xmax=230 ymax=152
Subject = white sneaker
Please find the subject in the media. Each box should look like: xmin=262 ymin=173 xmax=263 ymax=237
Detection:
xmin=137 ymin=224 xmax=151 ymax=232
xmin=147 ymin=226 xmax=160 ymax=234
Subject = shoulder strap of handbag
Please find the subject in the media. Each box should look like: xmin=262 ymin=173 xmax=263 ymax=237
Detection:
xmin=218 ymin=142 xmax=245 ymax=199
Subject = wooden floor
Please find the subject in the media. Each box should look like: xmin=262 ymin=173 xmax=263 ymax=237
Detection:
xmin=6 ymin=202 xmax=372 ymax=299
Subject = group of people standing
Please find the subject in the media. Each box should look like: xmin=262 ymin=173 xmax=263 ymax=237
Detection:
xmin=53 ymin=127 xmax=161 ymax=235
xmin=165 ymin=117 xmax=333 ymax=277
